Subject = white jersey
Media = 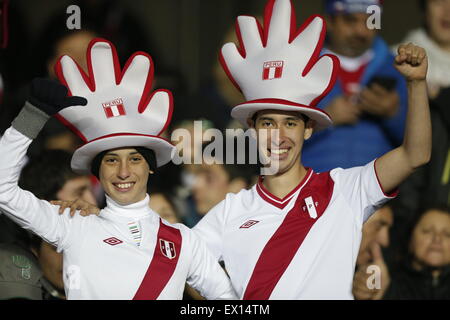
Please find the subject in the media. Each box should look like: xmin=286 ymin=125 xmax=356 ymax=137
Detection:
xmin=193 ymin=160 xmax=396 ymax=299
xmin=0 ymin=127 xmax=237 ymax=300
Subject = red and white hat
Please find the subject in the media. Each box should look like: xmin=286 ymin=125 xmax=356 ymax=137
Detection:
xmin=220 ymin=0 xmax=340 ymax=129
xmin=54 ymin=38 xmax=175 ymax=175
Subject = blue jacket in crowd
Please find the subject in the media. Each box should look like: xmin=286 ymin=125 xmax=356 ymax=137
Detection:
xmin=302 ymin=37 xmax=408 ymax=173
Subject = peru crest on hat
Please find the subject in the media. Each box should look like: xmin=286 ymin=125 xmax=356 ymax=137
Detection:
xmin=54 ymin=38 xmax=175 ymax=174
xmin=220 ymin=0 xmax=340 ymax=129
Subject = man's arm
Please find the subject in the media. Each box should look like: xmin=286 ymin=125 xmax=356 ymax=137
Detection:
xmin=375 ymin=43 xmax=431 ymax=194
xmin=186 ymin=226 xmax=237 ymax=300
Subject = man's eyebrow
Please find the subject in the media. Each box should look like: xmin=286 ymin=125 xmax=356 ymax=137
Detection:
xmin=105 ymin=151 xmax=140 ymax=156
xmin=258 ymin=116 xmax=302 ymax=121
xmin=258 ymin=117 xmax=274 ymax=121
xmin=285 ymin=116 xmax=301 ymax=121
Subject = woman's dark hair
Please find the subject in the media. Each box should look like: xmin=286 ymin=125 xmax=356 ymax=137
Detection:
xmin=400 ymin=204 xmax=450 ymax=263
xmin=408 ymin=204 xmax=450 ymax=236
xmin=18 ymin=149 xmax=80 ymax=201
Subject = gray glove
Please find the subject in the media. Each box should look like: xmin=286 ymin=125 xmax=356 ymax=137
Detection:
xmin=12 ymin=78 xmax=87 ymax=139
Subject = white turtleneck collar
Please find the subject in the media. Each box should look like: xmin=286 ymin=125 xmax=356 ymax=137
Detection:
xmin=101 ymin=194 xmax=152 ymax=221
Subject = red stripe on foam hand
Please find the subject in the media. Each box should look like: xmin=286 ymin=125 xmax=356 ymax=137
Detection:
xmin=275 ymin=66 xmax=283 ymax=78
xmin=243 ymin=172 xmax=334 ymax=300
xmin=104 ymin=107 xmax=113 ymax=118
xmin=117 ymin=104 xmax=126 ymax=116
xmin=262 ymin=67 xmax=270 ymax=80
xmin=133 ymin=219 xmax=182 ymax=300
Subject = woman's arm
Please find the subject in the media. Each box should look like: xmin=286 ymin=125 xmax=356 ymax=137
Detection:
xmin=0 ymin=79 xmax=87 ymax=249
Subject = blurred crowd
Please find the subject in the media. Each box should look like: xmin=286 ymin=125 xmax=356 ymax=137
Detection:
xmin=0 ymin=0 xmax=449 ymax=300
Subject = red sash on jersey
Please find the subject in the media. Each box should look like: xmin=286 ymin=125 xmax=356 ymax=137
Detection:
xmin=133 ymin=219 xmax=182 ymax=300
xmin=243 ymin=172 xmax=334 ymax=300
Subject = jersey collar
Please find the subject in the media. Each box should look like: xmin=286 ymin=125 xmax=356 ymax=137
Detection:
xmin=101 ymin=194 xmax=153 ymax=221
xmin=256 ymin=168 xmax=314 ymax=209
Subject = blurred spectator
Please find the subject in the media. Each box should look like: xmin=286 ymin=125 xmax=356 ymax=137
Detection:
xmin=0 ymin=243 xmax=43 ymax=300
xmin=353 ymin=205 xmax=450 ymax=299
xmin=352 ymin=204 xmax=394 ymax=300
xmin=392 ymin=0 xmax=450 ymax=251
xmin=383 ymin=206 xmax=450 ymax=299
xmin=168 ymin=119 xmax=212 ymax=226
xmin=0 ymin=149 xmax=96 ymax=300
xmin=302 ymin=0 xmax=408 ymax=172
xmin=393 ymin=0 xmax=450 ymax=98
xmin=187 ymin=137 xmax=259 ymax=226
xmin=148 ymin=191 xmax=181 ymax=225
xmin=357 ymin=204 xmax=394 ymax=266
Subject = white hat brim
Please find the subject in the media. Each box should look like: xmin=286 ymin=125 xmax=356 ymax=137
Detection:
xmin=231 ymin=100 xmax=333 ymax=130
xmin=71 ymin=134 xmax=175 ymax=175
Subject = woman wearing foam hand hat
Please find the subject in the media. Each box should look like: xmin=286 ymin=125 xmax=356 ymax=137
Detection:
xmin=0 ymin=38 xmax=237 ymax=300
xmin=193 ymin=0 xmax=431 ymax=299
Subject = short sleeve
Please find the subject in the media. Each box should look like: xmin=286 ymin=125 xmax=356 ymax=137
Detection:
xmin=184 ymin=227 xmax=237 ymax=300
xmin=192 ymin=198 xmax=228 ymax=262
xmin=330 ymin=159 xmax=398 ymax=224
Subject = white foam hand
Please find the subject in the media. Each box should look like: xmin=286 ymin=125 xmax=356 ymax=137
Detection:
xmin=221 ymin=0 xmax=338 ymax=106
xmin=54 ymin=39 xmax=172 ymax=142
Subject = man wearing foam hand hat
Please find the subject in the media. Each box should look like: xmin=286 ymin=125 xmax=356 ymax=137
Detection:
xmin=0 ymin=38 xmax=237 ymax=300
xmin=194 ymin=0 xmax=431 ymax=299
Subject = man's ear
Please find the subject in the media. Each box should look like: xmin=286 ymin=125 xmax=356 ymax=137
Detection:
xmin=247 ymin=112 xmax=259 ymax=128
xmin=304 ymin=120 xmax=315 ymax=140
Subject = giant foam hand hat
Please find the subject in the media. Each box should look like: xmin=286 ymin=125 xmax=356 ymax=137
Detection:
xmin=220 ymin=0 xmax=340 ymax=129
xmin=54 ymin=38 xmax=174 ymax=174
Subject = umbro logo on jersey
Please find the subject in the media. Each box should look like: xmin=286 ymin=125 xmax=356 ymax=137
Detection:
xmin=103 ymin=237 xmax=123 ymax=246
xmin=160 ymin=239 xmax=176 ymax=259
xmin=240 ymin=220 xmax=259 ymax=229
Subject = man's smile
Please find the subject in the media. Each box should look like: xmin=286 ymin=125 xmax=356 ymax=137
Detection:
xmin=112 ymin=182 xmax=136 ymax=192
